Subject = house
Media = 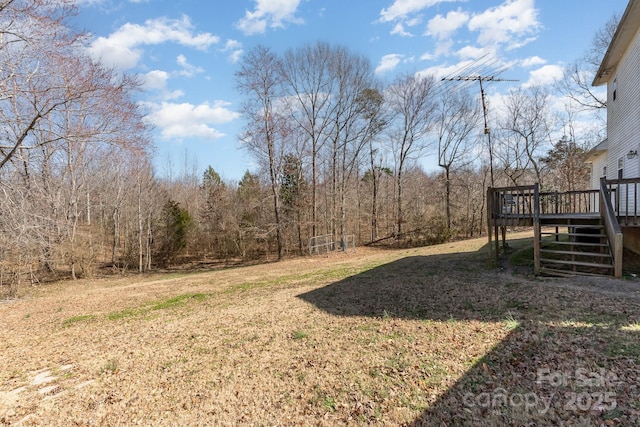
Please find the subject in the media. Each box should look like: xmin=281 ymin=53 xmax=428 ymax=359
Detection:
xmin=585 ymin=139 xmax=607 ymax=190
xmin=487 ymin=0 xmax=640 ymax=278
xmin=591 ymin=0 xmax=640 ymax=255
xmin=592 ymin=0 xmax=640 ymax=183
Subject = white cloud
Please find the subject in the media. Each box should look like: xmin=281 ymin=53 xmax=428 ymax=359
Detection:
xmin=406 ymin=16 xmax=423 ymax=27
xmin=176 ymin=54 xmax=204 ymax=77
xmin=420 ymin=52 xmax=434 ymax=61
xmin=520 ymin=56 xmax=546 ymax=67
xmin=380 ymin=0 xmax=456 ymax=22
xmin=456 ymin=45 xmax=491 ymax=60
xmin=143 ymin=70 xmax=170 ymax=90
xmin=375 ymin=54 xmax=404 ymax=75
xmin=227 ymin=49 xmax=244 ymax=63
xmin=142 ymin=70 xmax=184 ymax=101
xmin=88 ymin=16 xmax=219 ymax=69
xmin=143 ymin=101 xmax=240 ymax=141
xmin=434 ymin=39 xmax=454 ymax=57
xmin=417 ymin=60 xmax=474 ymax=79
xmin=223 ymin=39 xmax=244 ymax=63
xmin=391 ymin=23 xmax=413 ymax=37
xmin=523 ymin=64 xmax=564 ymax=87
xmin=468 ymin=0 xmax=540 ymax=49
xmin=505 ymin=36 xmax=538 ymax=52
xmin=235 ymin=0 xmax=304 ymax=35
xmin=426 ymin=9 xmax=469 ymax=39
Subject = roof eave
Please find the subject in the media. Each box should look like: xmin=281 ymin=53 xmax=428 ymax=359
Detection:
xmin=585 ymin=139 xmax=608 ymax=162
xmin=593 ymin=1 xmax=640 ymax=87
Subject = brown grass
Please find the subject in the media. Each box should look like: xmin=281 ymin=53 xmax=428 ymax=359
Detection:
xmin=1 ymin=231 xmax=639 ymax=426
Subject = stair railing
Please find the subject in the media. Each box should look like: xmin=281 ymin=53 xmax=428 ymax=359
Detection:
xmin=600 ymin=178 xmax=623 ymax=278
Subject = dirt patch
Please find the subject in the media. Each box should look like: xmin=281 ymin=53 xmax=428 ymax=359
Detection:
xmin=1 ymin=231 xmax=639 ymax=425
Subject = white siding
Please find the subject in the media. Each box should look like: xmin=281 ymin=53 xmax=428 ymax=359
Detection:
xmin=606 ymin=22 xmax=640 ymax=179
xmin=590 ymin=152 xmax=607 ymax=190
xmin=605 ymin=22 xmax=640 ymax=214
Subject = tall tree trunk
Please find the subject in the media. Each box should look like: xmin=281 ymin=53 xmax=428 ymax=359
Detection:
xmin=137 ymin=177 xmax=143 ymax=273
xmin=397 ymin=166 xmax=404 ymax=235
xmin=146 ymin=214 xmax=152 ymax=271
xmin=445 ymin=165 xmax=451 ymax=230
xmin=267 ymin=135 xmax=283 ymax=261
xmin=312 ymin=147 xmax=317 ymax=238
xmin=112 ymin=207 xmax=119 ymax=264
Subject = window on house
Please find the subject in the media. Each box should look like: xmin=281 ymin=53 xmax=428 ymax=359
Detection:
xmin=618 ymin=158 xmax=623 ymax=179
xmin=613 ymin=78 xmax=618 ymax=101
xmin=602 ymin=166 xmax=607 ymax=177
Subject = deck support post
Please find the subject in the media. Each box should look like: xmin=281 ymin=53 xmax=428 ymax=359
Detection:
xmin=533 ymin=183 xmax=541 ymax=275
xmin=501 ymin=226 xmax=507 ymax=254
xmin=494 ymin=223 xmax=499 ymax=261
xmin=487 ymin=187 xmax=493 ymax=263
xmin=614 ymin=235 xmax=623 ymax=278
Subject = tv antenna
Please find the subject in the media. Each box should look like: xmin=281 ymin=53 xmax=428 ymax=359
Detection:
xmin=441 ymin=65 xmax=518 ymax=187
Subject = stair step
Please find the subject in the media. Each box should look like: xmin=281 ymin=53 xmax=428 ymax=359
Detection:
xmin=540 ymin=258 xmax=613 ymax=269
xmin=542 ymin=240 xmax=608 ymax=248
xmin=539 ymin=214 xmax=601 ymax=219
xmin=540 ymin=224 xmax=602 ymax=229
xmin=539 ymin=249 xmax=611 ymax=258
xmin=540 ymin=267 xmax=613 ymax=278
xmin=540 ymin=232 xmax=607 ymax=238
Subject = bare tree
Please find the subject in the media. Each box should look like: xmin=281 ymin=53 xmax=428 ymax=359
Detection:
xmin=281 ymin=42 xmax=335 ymax=238
xmin=280 ymin=153 xmax=308 ymax=254
xmin=236 ymin=45 xmax=285 ymax=260
xmin=385 ymin=73 xmax=437 ymax=234
xmin=435 ymin=89 xmax=482 ymax=230
xmin=357 ymin=87 xmax=388 ymax=241
xmin=556 ymin=13 xmax=619 ymax=112
xmin=498 ymin=86 xmax=555 ymax=187
xmin=324 ymin=46 xmax=378 ymax=246
xmin=0 ymin=1 xmax=153 ymax=283
xmin=0 ymin=3 xmax=86 ymax=171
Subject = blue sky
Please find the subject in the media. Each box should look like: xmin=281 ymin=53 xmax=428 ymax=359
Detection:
xmin=73 ymin=0 xmax=629 ymax=182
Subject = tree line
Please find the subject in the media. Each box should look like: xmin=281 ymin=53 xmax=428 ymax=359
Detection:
xmin=233 ymin=43 xmax=596 ymax=260
xmin=0 ymin=1 xmax=601 ymax=295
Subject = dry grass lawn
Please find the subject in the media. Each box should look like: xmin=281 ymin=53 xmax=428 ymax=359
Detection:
xmin=1 ymin=231 xmax=640 ymax=426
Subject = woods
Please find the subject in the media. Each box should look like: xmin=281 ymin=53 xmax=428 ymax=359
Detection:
xmin=0 ymin=2 xmax=599 ymax=296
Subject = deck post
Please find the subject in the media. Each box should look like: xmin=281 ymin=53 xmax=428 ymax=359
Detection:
xmin=533 ymin=183 xmax=541 ymax=275
xmin=613 ymin=233 xmax=623 ymax=279
xmin=614 ymin=234 xmax=623 ymax=278
xmin=487 ymin=187 xmax=493 ymax=262
xmin=495 ymin=222 xmax=499 ymax=261
xmin=554 ymin=190 xmax=559 ymax=241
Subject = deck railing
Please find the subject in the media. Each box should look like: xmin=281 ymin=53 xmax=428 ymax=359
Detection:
xmin=487 ymin=184 xmax=640 ymax=221
xmin=488 ymin=186 xmax=600 ymax=222
xmin=538 ymin=190 xmax=599 ymax=215
xmin=600 ymin=178 xmax=623 ymax=278
xmin=604 ymin=178 xmax=640 ymax=226
xmin=487 ymin=185 xmax=536 ymax=225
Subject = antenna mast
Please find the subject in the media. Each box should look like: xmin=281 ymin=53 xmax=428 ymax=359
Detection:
xmin=441 ymin=74 xmax=518 ymax=187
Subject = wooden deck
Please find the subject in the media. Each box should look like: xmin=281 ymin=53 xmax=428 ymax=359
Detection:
xmin=488 ymin=181 xmax=624 ymax=278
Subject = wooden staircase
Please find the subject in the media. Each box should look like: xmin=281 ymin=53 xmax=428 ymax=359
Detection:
xmin=489 ymin=181 xmax=624 ymax=278
xmin=537 ymin=214 xmax=614 ymax=277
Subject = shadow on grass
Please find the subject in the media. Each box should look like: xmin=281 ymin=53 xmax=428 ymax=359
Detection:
xmin=297 ymin=237 xmax=640 ymax=425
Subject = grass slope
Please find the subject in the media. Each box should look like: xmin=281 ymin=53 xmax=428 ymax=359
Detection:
xmin=1 ymin=231 xmax=639 ymax=426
